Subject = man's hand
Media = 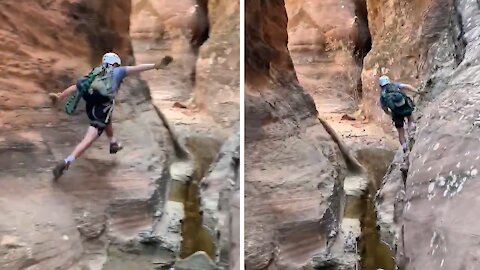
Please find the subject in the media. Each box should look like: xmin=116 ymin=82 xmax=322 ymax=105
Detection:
xmin=49 ymin=92 xmax=61 ymax=105
xmin=154 ymin=55 xmax=174 ymax=70
xmin=400 ymin=84 xmax=424 ymax=95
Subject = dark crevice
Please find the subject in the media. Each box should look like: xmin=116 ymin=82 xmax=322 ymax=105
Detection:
xmin=452 ymin=0 xmax=467 ymax=66
xmin=355 ymin=149 xmax=396 ymax=270
xmin=353 ymin=0 xmax=372 ymax=61
xmin=67 ymin=0 xmax=133 ymax=66
xmin=189 ymin=0 xmax=211 ymax=87
xmin=179 ymin=136 xmax=223 ymax=260
xmin=352 ymin=0 xmax=372 ymax=101
xmin=191 ymin=0 xmax=210 ymax=52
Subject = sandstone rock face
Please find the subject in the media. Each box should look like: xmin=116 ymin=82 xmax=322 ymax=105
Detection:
xmin=0 ymin=1 xmax=183 ymax=269
xmin=131 ymin=0 xmax=197 ymax=41
xmin=400 ymin=3 xmax=480 ymax=267
xmin=130 ymin=0 xmax=238 ymax=130
xmin=285 ymin=0 xmax=371 ymax=114
xmin=193 ymin=0 xmax=240 ymax=127
xmin=374 ymin=149 xmax=406 ymax=267
xmin=131 ymin=1 xmax=240 ymax=268
xmin=200 ymin=126 xmax=240 ymax=269
xmin=360 ymin=0 xmax=459 ymax=128
xmin=245 ymin=1 xmax=352 ymax=269
xmin=174 ymin=251 xmax=216 ymax=270
xmin=130 ymin=0 xmax=201 ymax=103
xmin=369 ymin=1 xmax=480 ymax=269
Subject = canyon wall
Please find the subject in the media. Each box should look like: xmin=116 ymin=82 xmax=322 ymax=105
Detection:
xmin=0 ymin=1 xmax=176 ymax=269
xmin=284 ymin=0 xmax=371 ymax=113
xmin=244 ymin=1 xmax=355 ymax=269
xmin=369 ymin=0 xmax=480 ymax=269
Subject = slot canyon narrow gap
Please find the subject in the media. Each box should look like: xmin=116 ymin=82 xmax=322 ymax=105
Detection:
xmin=355 ymin=149 xmax=396 ymax=270
xmin=0 ymin=0 xmax=239 ymax=269
xmin=285 ymin=0 xmax=398 ymax=267
xmin=246 ymin=0 xmax=480 ymax=269
xmin=129 ymin=0 xmax=217 ymax=261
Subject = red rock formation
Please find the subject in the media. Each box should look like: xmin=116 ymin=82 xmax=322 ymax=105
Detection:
xmin=367 ymin=1 xmax=480 ymax=269
xmin=130 ymin=1 xmax=240 ymax=268
xmin=193 ymin=0 xmax=240 ymax=127
xmin=361 ymin=0 xmax=455 ymax=128
xmin=0 ymin=1 xmax=175 ymax=268
xmin=245 ymin=1 xmax=353 ymax=269
xmin=285 ymin=0 xmax=371 ymax=114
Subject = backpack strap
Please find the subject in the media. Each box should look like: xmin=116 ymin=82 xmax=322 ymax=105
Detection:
xmin=64 ymin=65 xmax=106 ymax=115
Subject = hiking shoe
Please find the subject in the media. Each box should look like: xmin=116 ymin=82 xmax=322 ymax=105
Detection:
xmin=53 ymin=160 xmax=70 ymax=181
xmin=110 ymin=142 xmax=123 ymax=154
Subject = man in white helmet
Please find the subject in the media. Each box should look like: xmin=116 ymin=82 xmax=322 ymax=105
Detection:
xmin=378 ymin=75 xmax=421 ymax=152
xmin=49 ymin=52 xmax=172 ymax=180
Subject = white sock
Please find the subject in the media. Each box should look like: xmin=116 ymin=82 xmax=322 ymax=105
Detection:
xmin=64 ymin=155 xmax=75 ymax=164
xmin=109 ymin=137 xmax=117 ymax=144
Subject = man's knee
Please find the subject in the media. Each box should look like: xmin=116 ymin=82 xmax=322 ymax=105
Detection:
xmin=90 ymin=122 xmax=106 ymax=136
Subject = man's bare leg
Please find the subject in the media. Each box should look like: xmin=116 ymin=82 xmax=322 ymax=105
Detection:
xmin=104 ymin=122 xmax=122 ymax=154
xmin=397 ymin=126 xmax=408 ymax=152
xmin=105 ymin=122 xmax=115 ymax=142
xmin=53 ymin=126 xmax=100 ymax=180
xmin=70 ymin=126 xmax=100 ymax=158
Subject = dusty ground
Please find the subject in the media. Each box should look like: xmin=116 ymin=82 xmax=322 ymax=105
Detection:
xmin=318 ymin=104 xmax=397 ymax=152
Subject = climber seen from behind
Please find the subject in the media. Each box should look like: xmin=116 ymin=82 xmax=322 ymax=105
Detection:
xmin=378 ymin=75 xmax=421 ymax=153
xmin=49 ymin=52 xmax=173 ymax=180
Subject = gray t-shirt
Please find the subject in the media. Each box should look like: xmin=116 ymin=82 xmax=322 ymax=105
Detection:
xmin=111 ymin=67 xmax=127 ymax=94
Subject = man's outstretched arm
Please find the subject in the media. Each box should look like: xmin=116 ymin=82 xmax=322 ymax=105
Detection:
xmin=124 ymin=56 xmax=173 ymax=76
xmin=124 ymin=64 xmax=156 ymax=76
xmin=50 ymin=84 xmax=77 ymax=104
xmin=399 ymin=83 xmax=421 ymax=95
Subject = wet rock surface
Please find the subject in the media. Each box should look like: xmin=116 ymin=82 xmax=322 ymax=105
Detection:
xmin=130 ymin=0 xmax=239 ymax=269
xmin=131 ymin=1 xmax=239 ymax=268
xmin=174 ymin=251 xmax=216 ymax=270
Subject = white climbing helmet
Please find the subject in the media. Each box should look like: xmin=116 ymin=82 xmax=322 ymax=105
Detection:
xmin=379 ymin=75 xmax=391 ymax=87
xmin=102 ymin=52 xmax=122 ymax=66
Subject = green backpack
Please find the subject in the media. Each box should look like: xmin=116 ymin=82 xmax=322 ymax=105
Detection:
xmin=381 ymin=84 xmax=415 ymax=117
xmin=64 ymin=65 xmax=114 ymax=115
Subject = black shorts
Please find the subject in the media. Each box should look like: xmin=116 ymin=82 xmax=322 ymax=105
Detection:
xmin=85 ymin=101 xmax=114 ymax=135
xmin=392 ymin=113 xmax=411 ymax=129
